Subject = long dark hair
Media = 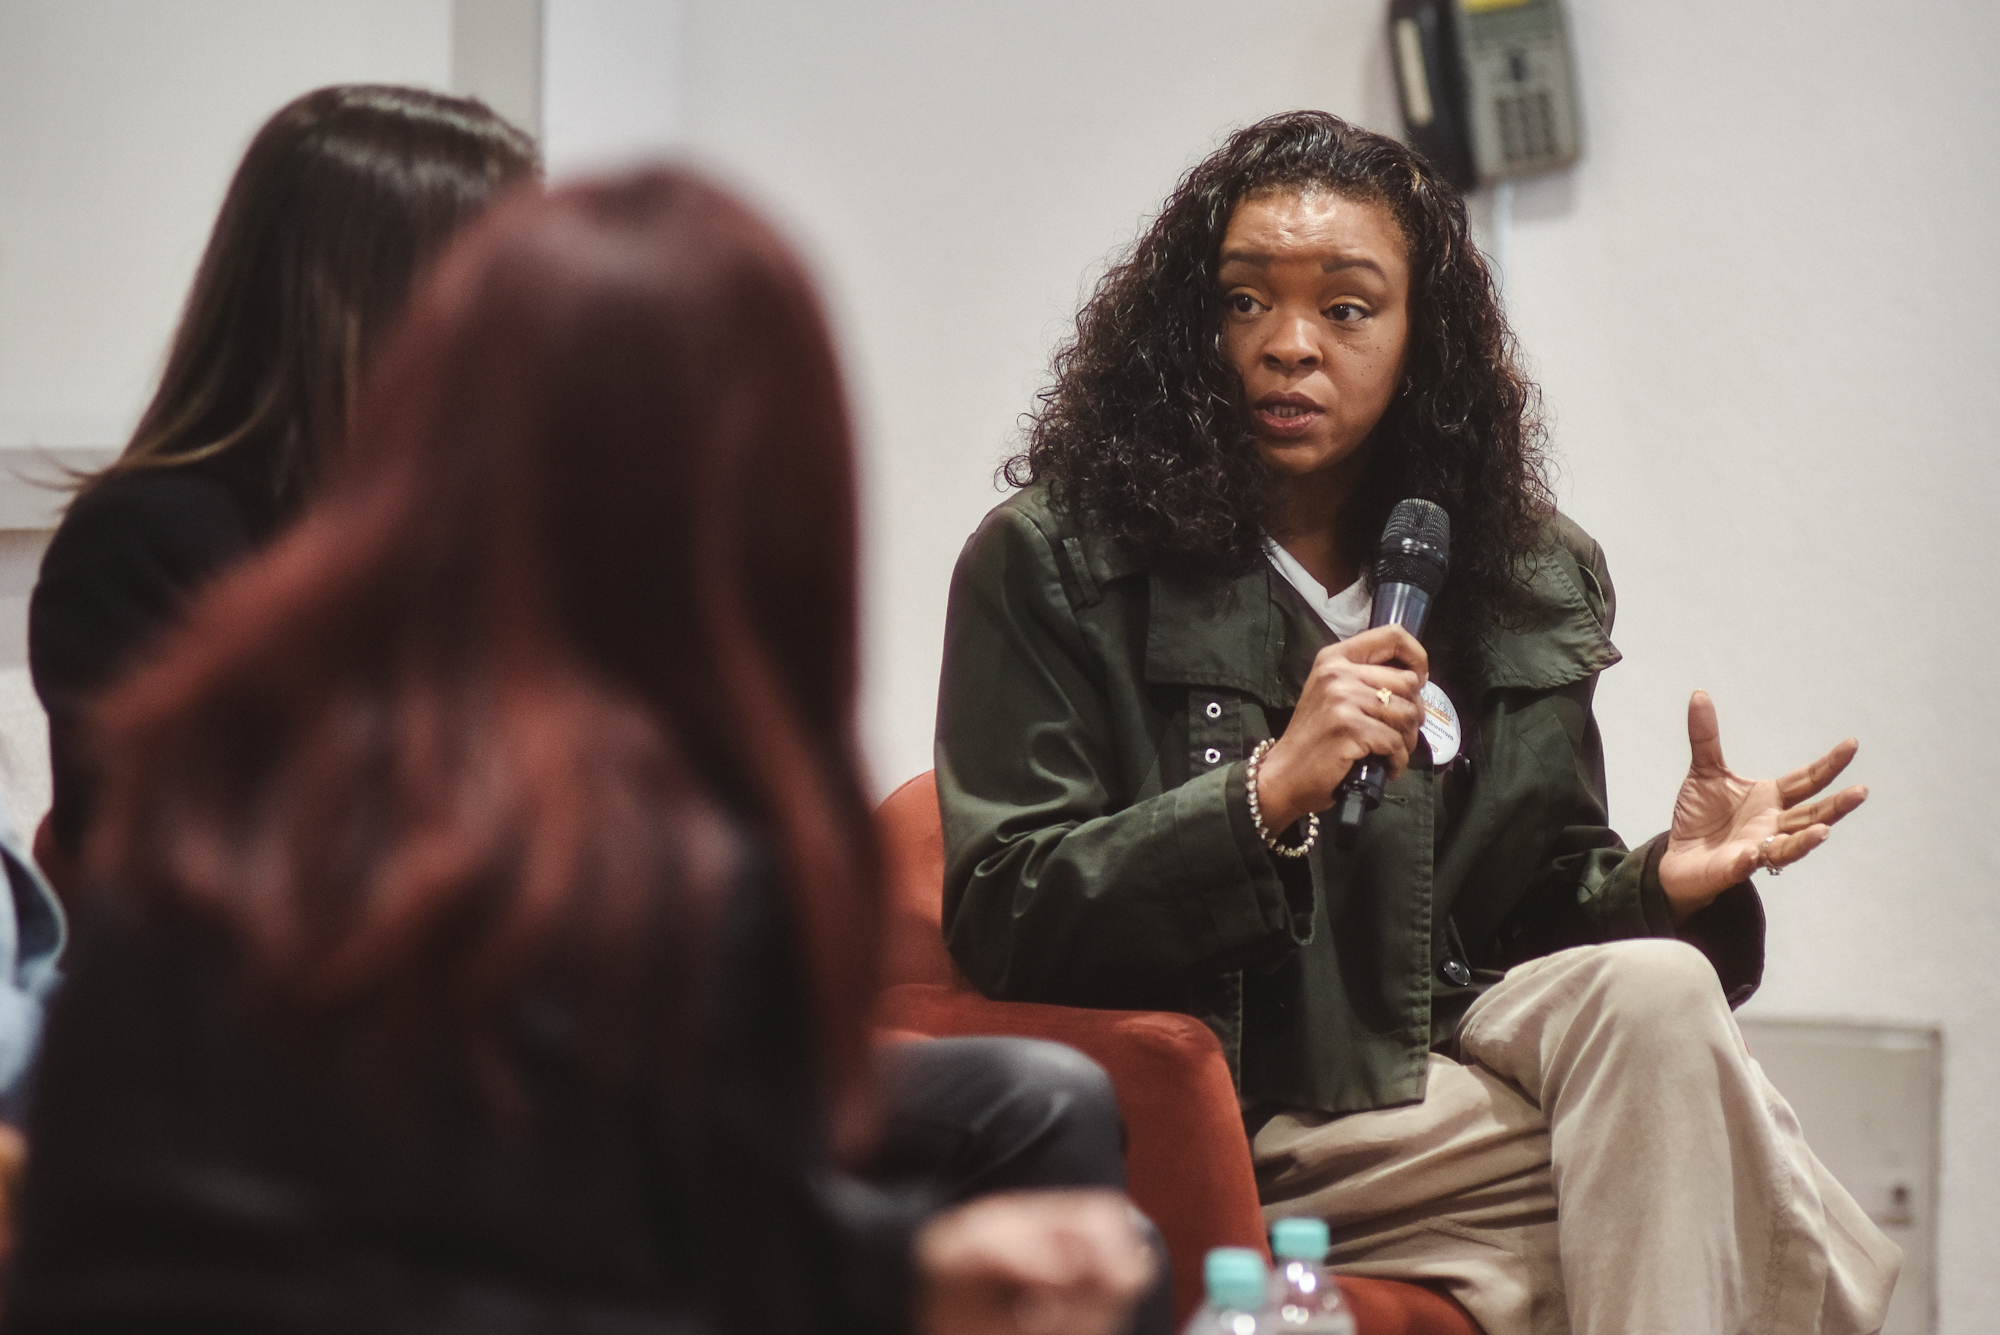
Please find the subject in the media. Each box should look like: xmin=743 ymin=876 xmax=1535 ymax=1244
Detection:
xmin=1009 ymin=110 xmax=1551 ymax=645
xmin=86 ymin=84 xmax=537 ymax=530
xmin=89 ymin=170 xmax=882 ymax=1148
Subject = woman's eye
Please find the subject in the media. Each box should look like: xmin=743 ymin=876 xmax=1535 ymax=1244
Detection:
xmin=1327 ymin=303 xmax=1366 ymax=323
xmin=1227 ymin=292 xmax=1263 ymax=315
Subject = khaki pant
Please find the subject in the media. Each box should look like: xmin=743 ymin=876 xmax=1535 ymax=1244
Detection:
xmin=1252 ymin=940 xmax=1901 ymax=1335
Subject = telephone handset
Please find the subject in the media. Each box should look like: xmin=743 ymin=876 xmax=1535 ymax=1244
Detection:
xmin=1388 ymin=0 xmax=1582 ymax=191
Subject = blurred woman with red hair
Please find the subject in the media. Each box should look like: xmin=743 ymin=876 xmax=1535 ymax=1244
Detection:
xmin=5 ymin=169 xmax=1150 ymax=1335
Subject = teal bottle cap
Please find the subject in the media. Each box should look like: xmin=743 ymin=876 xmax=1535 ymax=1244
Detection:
xmin=1271 ymin=1216 xmax=1331 ymax=1261
xmin=1204 ymin=1247 xmax=1268 ymax=1312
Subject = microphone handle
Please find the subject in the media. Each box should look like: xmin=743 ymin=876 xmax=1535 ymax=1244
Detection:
xmin=1332 ymin=582 xmax=1433 ymax=849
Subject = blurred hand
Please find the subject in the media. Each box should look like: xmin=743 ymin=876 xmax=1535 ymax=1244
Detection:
xmin=1658 ymin=690 xmax=1868 ymax=922
xmin=915 ymin=1188 xmax=1155 ymax=1335
xmin=0 ymin=1123 xmax=23 ymax=1254
xmin=1255 ymin=625 xmax=1427 ymax=833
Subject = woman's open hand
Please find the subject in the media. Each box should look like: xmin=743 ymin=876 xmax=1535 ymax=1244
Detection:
xmin=1657 ymin=690 xmax=1868 ymax=922
xmin=1253 ymin=625 xmax=1427 ymax=834
xmin=915 ymin=1188 xmax=1155 ymax=1335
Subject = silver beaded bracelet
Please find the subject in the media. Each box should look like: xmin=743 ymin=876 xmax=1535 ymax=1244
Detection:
xmin=1246 ymin=738 xmax=1318 ymax=858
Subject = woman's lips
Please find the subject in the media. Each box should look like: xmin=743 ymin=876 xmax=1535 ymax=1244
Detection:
xmin=1253 ymin=395 xmax=1324 ymax=438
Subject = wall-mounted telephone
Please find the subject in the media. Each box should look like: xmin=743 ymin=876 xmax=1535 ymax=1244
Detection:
xmin=1388 ymin=0 xmax=1582 ymax=191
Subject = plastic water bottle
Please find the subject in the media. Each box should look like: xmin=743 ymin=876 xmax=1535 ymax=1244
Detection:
xmin=1266 ymin=1218 xmax=1356 ymax=1335
xmin=1183 ymin=1247 xmax=1269 ymax=1335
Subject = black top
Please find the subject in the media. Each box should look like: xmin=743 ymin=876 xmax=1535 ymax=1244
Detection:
xmin=29 ymin=466 xmax=267 ymax=857
xmin=5 ymin=850 xmax=920 ymax=1334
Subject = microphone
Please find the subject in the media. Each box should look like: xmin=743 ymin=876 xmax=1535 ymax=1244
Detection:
xmin=1332 ymin=499 xmax=1450 ymax=849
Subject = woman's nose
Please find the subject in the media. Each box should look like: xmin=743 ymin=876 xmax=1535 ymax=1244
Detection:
xmin=1262 ymin=316 xmax=1319 ymax=370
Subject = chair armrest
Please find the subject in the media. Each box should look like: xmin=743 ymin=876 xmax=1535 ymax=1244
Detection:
xmin=1337 ymin=1277 xmax=1484 ymax=1335
xmin=876 ymin=983 xmax=1266 ymax=1324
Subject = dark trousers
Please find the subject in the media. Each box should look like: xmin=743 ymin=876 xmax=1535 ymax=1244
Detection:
xmin=870 ymin=1036 xmax=1174 ymax=1335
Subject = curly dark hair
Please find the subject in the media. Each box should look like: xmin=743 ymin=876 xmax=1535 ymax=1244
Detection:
xmin=1006 ymin=110 xmax=1552 ymax=646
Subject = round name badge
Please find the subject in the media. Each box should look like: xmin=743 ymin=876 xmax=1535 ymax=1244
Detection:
xmin=1420 ymin=681 xmax=1461 ymax=766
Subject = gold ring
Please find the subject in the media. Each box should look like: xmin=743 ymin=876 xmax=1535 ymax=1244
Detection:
xmin=1376 ymin=687 xmax=1394 ymax=706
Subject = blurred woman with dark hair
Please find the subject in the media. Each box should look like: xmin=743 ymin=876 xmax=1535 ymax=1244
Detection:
xmin=5 ymin=168 xmax=1151 ymax=1335
xmin=938 ymin=111 xmax=1898 ymax=1334
xmin=30 ymin=84 xmax=539 ymax=880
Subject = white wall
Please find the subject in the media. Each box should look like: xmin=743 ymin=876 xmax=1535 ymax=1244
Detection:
xmin=0 ymin=0 xmax=454 ymax=453
xmin=1506 ymin=8 xmax=1999 ymax=1328
xmin=452 ymin=0 xmax=543 ymax=138
xmin=541 ymin=0 xmax=682 ymax=175
xmin=667 ymin=1 xmax=1999 ymax=1327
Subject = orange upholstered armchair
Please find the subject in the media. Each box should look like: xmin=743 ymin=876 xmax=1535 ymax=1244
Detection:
xmin=873 ymin=772 xmax=1480 ymax=1334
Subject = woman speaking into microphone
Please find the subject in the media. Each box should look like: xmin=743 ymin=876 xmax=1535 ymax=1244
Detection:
xmin=934 ymin=111 xmax=1897 ymax=1335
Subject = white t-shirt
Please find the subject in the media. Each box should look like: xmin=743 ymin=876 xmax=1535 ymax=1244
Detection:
xmin=1263 ymin=537 xmax=1465 ymax=765
xmin=1263 ymin=538 xmax=1370 ymax=640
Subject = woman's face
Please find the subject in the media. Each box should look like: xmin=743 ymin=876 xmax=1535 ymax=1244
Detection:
xmin=1218 ymin=187 xmax=1411 ymax=486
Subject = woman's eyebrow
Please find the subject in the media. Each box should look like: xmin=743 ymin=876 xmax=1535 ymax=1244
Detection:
xmin=1217 ymin=251 xmax=1387 ymax=278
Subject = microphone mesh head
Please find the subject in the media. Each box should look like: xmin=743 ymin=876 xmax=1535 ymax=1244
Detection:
xmin=1373 ymin=499 xmax=1450 ymax=594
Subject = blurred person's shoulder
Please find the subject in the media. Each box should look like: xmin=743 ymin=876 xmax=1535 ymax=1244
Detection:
xmin=42 ymin=465 xmax=257 ymax=586
xmin=31 ymin=462 xmax=264 ymax=699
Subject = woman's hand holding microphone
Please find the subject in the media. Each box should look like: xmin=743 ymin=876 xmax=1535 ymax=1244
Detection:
xmin=1250 ymin=625 xmax=1428 ymax=836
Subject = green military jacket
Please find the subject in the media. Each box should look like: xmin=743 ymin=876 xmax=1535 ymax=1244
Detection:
xmin=936 ymin=485 xmax=1761 ymax=1118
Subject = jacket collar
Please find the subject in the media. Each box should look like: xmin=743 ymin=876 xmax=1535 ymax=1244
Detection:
xmin=1098 ymin=529 xmax=1619 ymax=702
xmin=1475 ymin=542 xmax=1622 ymax=691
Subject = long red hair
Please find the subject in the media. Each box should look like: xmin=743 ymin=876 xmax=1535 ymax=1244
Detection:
xmin=86 ymin=169 xmax=882 ymax=1149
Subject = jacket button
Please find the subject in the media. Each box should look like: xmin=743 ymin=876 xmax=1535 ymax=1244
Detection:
xmin=1440 ymin=957 xmax=1471 ymax=987
xmin=1203 ymin=747 xmax=1222 ymax=764
xmin=1205 ymin=701 xmax=1223 ymax=719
